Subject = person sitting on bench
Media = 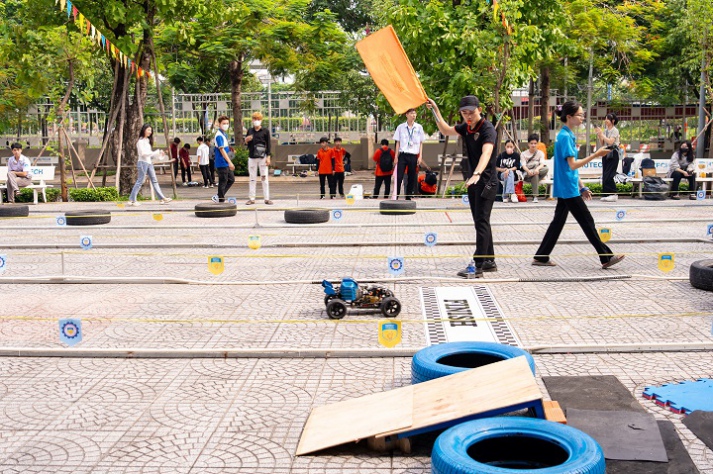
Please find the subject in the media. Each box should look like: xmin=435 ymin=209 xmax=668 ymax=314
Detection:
xmin=5 ymin=143 xmax=32 ymax=203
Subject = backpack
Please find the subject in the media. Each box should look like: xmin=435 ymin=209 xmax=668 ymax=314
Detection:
xmin=379 ymin=148 xmax=393 ymax=172
xmin=643 ymin=176 xmax=668 ymax=201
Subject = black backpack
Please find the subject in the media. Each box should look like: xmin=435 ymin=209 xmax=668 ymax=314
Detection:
xmin=643 ymin=176 xmax=668 ymax=200
xmin=379 ymin=148 xmax=393 ymax=172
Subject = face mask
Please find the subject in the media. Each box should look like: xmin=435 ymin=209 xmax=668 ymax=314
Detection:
xmin=253 ymin=120 xmax=261 ymax=127
xmin=221 ymin=124 xmax=229 ymax=131
xmin=680 ymin=148 xmax=688 ymax=155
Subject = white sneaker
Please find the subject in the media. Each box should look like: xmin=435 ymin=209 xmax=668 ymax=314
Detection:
xmin=212 ymin=194 xmax=219 ymax=203
xmin=601 ymin=195 xmax=618 ymax=202
xmin=533 ymin=197 xmax=539 ymax=203
xmin=127 ymin=201 xmax=141 ymax=206
xmin=160 ymin=198 xmax=172 ymax=204
xmin=182 ymin=183 xmax=188 ymax=187
xmin=511 ymin=193 xmax=519 ymax=203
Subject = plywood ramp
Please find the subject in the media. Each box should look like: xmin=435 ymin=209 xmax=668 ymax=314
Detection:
xmin=296 ymin=356 xmax=541 ymax=455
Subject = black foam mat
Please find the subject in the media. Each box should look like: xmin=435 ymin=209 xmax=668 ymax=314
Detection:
xmin=543 ymin=376 xmax=699 ymax=474
xmin=683 ymin=410 xmax=713 ymax=452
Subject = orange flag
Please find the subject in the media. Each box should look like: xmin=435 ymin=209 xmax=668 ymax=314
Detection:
xmin=355 ymin=25 xmax=428 ymax=115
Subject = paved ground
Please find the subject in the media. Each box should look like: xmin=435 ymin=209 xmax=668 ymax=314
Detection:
xmin=1 ymin=176 xmax=712 ymax=472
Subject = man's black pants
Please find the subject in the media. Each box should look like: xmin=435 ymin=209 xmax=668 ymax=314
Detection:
xmin=396 ymin=152 xmax=418 ymax=199
xmin=217 ymin=167 xmax=235 ymax=202
xmin=467 ymin=182 xmax=496 ymax=268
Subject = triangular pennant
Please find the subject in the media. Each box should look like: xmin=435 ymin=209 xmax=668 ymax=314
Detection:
xmin=101 ymin=35 xmax=105 ymax=47
xmin=60 ymin=0 xmax=66 ymax=12
xmin=66 ymin=0 xmax=72 ymax=17
xmin=86 ymin=20 xmax=91 ymax=35
xmin=91 ymin=25 xmax=96 ymax=38
xmin=72 ymin=5 xmax=78 ymax=20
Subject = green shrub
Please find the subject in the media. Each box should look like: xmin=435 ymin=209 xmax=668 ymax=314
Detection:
xmin=69 ymin=187 xmax=120 ymax=202
xmin=13 ymin=187 xmax=61 ymax=203
xmin=522 ymin=184 xmax=547 ymax=196
xmin=231 ymin=147 xmax=249 ymax=176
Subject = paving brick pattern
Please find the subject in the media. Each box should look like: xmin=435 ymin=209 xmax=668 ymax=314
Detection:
xmin=1 ymin=192 xmax=712 ymax=472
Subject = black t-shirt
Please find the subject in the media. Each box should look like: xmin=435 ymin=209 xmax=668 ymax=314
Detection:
xmin=246 ymin=127 xmax=271 ymax=158
xmin=496 ymin=152 xmax=521 ymax=173
xmin=455 ymin=119 xmax=497 ymax=185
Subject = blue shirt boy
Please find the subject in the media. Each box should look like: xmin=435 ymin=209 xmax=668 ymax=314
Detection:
xmin=214 ymin=130 xmax=230 ymax=168
xmin=553 ymin=126 xmax=580 ymax=199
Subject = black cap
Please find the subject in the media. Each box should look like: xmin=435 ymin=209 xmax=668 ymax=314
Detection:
xmin=459 ymin=95 xmax=480 ymax=112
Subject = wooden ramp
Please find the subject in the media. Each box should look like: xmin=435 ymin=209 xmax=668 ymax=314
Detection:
xmin=296 ymin=356 xmax=542 ymax=455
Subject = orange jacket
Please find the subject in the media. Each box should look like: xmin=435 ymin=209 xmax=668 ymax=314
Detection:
xmin=332 ymin=147 xmax=348 ymax=173
xmin=418 ymin=173 xmax=437 ymax=194
xmin=316 ymin=148 xmax=334 ymax=174
xmin=372 ymin=146 xmax=395 ymax=176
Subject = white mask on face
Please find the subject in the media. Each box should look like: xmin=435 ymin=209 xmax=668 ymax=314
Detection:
xmin=253 ymin=120 xmax=262 ymax=127
xmin=221 ymin=124 xmax=229 ymax=131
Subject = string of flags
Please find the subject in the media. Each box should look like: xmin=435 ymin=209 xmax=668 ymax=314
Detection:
xmin=55 ymin=0 xmax=152 ymax=80
xmin=486 ymin=0 xmax=512 ymax=35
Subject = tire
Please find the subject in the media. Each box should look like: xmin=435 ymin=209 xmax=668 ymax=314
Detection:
xmin=380 ymin=200 xmax=417 ymax=216
xmin=65 ymin=210 xmax=111 ymax=226
xmin=284 ymin=208 xmax=330 ymax=224
xmin=690 ymin=259 xmax=713 ymax=291
xmin=0 ymin=204 xmax=29 ymax=218
xmin=324 ymin=294 xmax=337 ymax=306
xmin=381 ymin=297 xmax=401 ymax=318
xmin=195 ymin=202 xmax=237 ymax=218
xmin=431 ymin=417 xmax=605 ymax=474
xmin=326 ymin=299 xmax=348 ymax=320
xmin=411 ymin=341 xmax=536 ymax=385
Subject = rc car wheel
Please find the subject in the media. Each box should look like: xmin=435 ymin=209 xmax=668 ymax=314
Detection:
xmin=380 ymin=297 xmax=401 ymax=318
xmin=0 ymin=204 xmax=29 ymax=218
xmin=690 ymin=259 xmax=713 ymax=291
xmin=326 ymin=299 xmax=347 ymax=320
xmin=411 ymin=341 xmax=536 ymax=384
xmin=195 ymin=202 xmax=237 ymax=218
xmin=431 ymin=417 xmax=605 ymax=474
xmin=324 ymin=294 xmax=338 ymax=306
xmin=380 ymin=200 xmax=417 ymax=216
xmin=65 ymin=210 xmax=112 ymax=226
xmin=284 ymin=208 xmax=330 ymax=224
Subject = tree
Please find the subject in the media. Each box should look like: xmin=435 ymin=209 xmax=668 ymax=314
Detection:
xmin=306 ymin=0 xmax=374 ymax=33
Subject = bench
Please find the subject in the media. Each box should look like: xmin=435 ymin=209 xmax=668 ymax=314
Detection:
xmin=0 ymin=166 xmax=55 ymax=204
xmin=287 ymin=154 xmax=315 ymax=175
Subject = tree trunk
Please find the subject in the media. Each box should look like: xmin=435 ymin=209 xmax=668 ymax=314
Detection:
xmin=57 ymin=59 xmax=75 ymax=202
xmin=527 ymin=78 xmax=535 ymax=136
xmin=230 ymin=56 xmax=245 ymax=146
xmin=539 ymin=65 xmax=551 ymax=145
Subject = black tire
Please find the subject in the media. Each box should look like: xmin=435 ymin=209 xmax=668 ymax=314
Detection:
xmin=326 ymin=299 xmax=348 ymax=320
xmin=195 ymin=202 xmax=237 ymax=218
xmin=380 ymin=200 xmax=417 ymax=215
xmin=65 ymin=210 xmax=112 ymax=226
xmin=411 ymin=342 xmax=536 ymax=385
xmin=690 ymin=259 xmax=713 ymax=291
xmin=0 ymin=204 xmax=29 ymax=218
xmin=324 ymin=294 xmax=338 ymax=306
xmin=380 ymin=297 xmax=402 ymax=318
xmin=284 ymin=208 xmax=330 ymax=224
xmin=431 ymin=417 xmax=605 ymax=474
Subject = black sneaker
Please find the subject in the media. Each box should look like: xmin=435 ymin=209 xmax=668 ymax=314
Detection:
xmin=457 ymin=267 xmax=484 ymax=279
xmin=482 ymin=261 xmax=498 ymax=272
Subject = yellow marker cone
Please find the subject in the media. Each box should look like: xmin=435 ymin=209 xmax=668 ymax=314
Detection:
xmin=345 ymin=194 xmax=355 ymax=205
xmin=248 ymin=235 xmax=262 ymax=250
xmin=117 ymin=202 xmax=125 ymax=209
xmin=152 ymin=213 xmax=163 ymax=221
xmin=658 ymin=253 xmax=674 ymax=272
xmin=378 ymin=320 xmax=402 ymax=348
xmin=599 ymin=227 xmax=611 ymax=243
xmin=207 ymin=256 xmax=224 ymax=275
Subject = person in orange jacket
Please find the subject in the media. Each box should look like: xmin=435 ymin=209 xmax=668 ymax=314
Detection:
xmin=332 ymin=137 xmax=351 ymax=198
xmin=372 ymin=139 xmax=395 ymax=199
xmin=418 ymin=169 xmax=438 ymax=196
xmin=316 ymin=136 xmax=336 ymax=199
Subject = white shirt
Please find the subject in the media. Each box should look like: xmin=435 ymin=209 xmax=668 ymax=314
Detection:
xmin=136 ymin=138 xmax=161 ymax=164
xmin=196 ymin=143 xmax=210 ymax=165
xmin=7 ymin=154 xmax=32 ymax=180
xmin=393 ymin=122 xmax=425 ymax=155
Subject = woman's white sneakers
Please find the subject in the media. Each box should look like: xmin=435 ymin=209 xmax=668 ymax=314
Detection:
xmin=601 ymin=195 xmax=618 ymax=202
xmin=126 ymin=201 xmax=140 ymax=206
xmin=160 ymin=198 xmax=172 ymax=204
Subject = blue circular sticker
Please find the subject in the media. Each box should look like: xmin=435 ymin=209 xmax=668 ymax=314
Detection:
xmin=425 ymin=232 xmax=437 ymax=246
xmin=462 ymin=194 xmax=469 ymax=205
xmin=61 ymin=321 xmax=80 ymax=339
xmin=56 ymin=216 xmax=66 ymax=226
xmin=332 ymin=210 xmax=343 ymax=220
xmin=228 ymin=197 xmax=237 ymax=205
xmin=697 ymin=190 xmax=705 ymax=201
xmin=615 ymin=210 xmax=626 ymax=221
xmin=389 ymin=258 xmax=403 ymax=271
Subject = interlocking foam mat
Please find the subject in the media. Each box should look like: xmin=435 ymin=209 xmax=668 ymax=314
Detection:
xmin=682 ymin=411 xmax=713 ymax=453
xmin=643 ymin=379 xmax=713 ymax=414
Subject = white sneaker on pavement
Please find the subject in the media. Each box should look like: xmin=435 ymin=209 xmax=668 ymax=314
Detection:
xmin=511 ymin=193 xmax=519 ymax=203
xmin=533 ymin=197 xmax=539 ymax=203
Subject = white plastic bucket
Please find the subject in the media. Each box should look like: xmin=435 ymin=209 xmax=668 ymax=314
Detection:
xmin=349 ymin=184 xmax=364 ymax=200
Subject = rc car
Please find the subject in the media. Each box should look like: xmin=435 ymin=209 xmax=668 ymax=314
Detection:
xmin=322 ymin=278 xmax=401 ymax=320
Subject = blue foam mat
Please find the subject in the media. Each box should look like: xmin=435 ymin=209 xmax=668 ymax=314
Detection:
xmin=643 ymin=379 xmax=713 ymax=414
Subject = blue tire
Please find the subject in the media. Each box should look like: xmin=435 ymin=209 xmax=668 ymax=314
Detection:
xmin=411 ymin=342 xmax=535 ymax=384
xmin=432 ymin=417 xmax=605 ymax=474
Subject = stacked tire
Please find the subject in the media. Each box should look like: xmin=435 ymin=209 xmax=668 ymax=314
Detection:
xmin=690 ymin=260 xmax=713 ymax=291
xmin=284 ymin=209 xmax=330 ymax=224
xmin=379 ymin=200 xmax=417 ymax=216
xmin=65 ymin=210 xmax=112 ymax=226
xmin=195 ymin=202 xmax=237 ymax=218
xmin=0 ymin=204 xmax=30 ymax=218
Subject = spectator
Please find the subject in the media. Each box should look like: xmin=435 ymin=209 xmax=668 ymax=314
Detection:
xmin=532 ymin=100 xmax=624 ymax=269
xmin=213 ymin=116 xmax=235 ymax=203
xmin=372 ymin=138 xmax=395 ymax=199
xmin=206 ymin=136 xmax=217 ymax=186
xmin=128 ymin=125 xmax=172 ymax=206
xmin=245 ymin=111 xmax=273 ymax=205
xmin=495 ymin=139 xmax=521 ymax=203
xmin=179 ymin=143 xmax=192 ymax=185
xmin=671 ymin=125 xmax=683 ymax=144
xmin=667 ymin=140 xmax=696 ymax=200
xmin=316 ymin=137 xmax=335 ymax=199
xmin=196 ymin=136 xmax=211 ymax=188
xmin=5 ymin=143 xmax=32 ymax=203
xmin=394 ymin=108 xmax=426 ymax=200
xmin=418 ymin=169 xmax=438 ymax=196
xmin=428 ymin=95 xmax=498 ymax=278
xmin=521 ymin=133 xmax=548 ymax=203
xmin=595 ymin=112 xmax=621 ymax=202
xmin=332 ymin=137 xmax=351 ymax=198
xmin=170 ymin=137 xmax=181 ymax=180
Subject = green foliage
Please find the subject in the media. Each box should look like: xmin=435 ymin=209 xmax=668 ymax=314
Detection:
xmin=232 ymin=147 xmax=250 ymax=176
xmin=13 ymin=187 xmax=61 ymax=203
xmin=69 ymin=186 xmax=120 ymax=202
